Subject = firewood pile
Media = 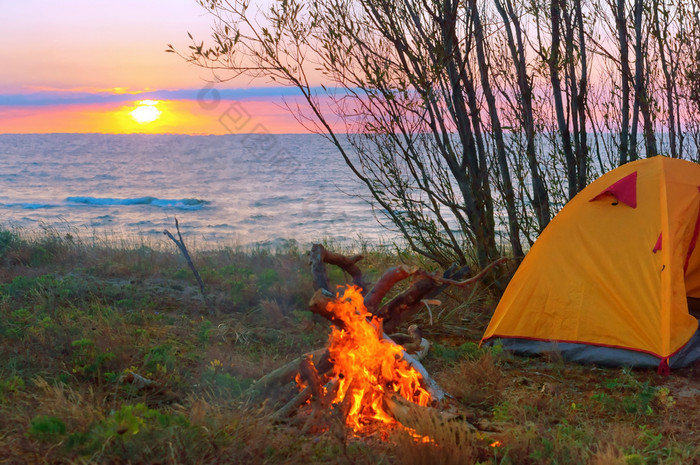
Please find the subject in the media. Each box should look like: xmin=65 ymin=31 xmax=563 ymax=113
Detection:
xmin=245 ymin=244 xmax=506 ymax=435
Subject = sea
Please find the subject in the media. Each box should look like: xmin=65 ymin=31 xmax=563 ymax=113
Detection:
xmin=0 ymin=133 xmax=399 ymax=248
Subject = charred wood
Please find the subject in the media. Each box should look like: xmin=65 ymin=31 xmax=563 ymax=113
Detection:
xmin=308 ymin=288 xmax=346 ymax=328
xmin=271 ymin=385 xmax=313 ymax=420
xmin=246 ymin=348 xmax=326 ymax=400
xmin=299 ymin=356 xmax=324 ymax=403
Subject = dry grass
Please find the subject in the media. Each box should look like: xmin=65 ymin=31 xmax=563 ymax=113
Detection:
xmin=0 ymin=227 xmax=699 ymax=464
xmin=437 ymin=354 xmax=505 ymax=407
xmin=389 ymin=410 xmax=477 ymax=465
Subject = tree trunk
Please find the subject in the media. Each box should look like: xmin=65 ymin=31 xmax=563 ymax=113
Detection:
xmin=573 ymin=0 xmax=589 ymax=190
xmin=615 ymin=0 xmax=632 ymax=165
xmin=633 ymin=0 xmax=658 ymax=158
xmin=652 ymin=0 xmax=677 ymax=158
xmin=440 ymin=0 xmax=496 ymax=267
xmin=469 ymin=0 xmax=524 ymax=258
xmin=548 ymin=0 xmax=578 ymax=200
xmin=494 ymin=0 xmax=551 ymax=231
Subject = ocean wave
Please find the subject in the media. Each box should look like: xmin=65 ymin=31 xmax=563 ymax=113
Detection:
xmin=66 ymin=196 xmax=210 ymax=210
xmin=3 ymin=203 xmax=57 ymax=210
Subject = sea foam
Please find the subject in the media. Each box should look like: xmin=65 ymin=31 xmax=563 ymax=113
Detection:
xmin=66 ymin=196 xmax=210 ymax=210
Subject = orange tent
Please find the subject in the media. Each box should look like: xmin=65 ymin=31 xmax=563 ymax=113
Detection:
xmin=482 ymin=156 xmax=700 ymax=372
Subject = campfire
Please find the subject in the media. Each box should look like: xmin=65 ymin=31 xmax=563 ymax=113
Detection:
xmin=325 ymin=285 xmax=430 ymax=432
xmin=247 ymin=244 xmax=506 ymax=437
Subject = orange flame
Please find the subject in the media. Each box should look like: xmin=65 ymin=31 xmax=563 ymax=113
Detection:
xmin=326 ymin=286 xmax=431 ymax=432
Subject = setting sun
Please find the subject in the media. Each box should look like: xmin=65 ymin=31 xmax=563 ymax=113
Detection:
xmin=130 ymin=100 xmax=162 ymax=124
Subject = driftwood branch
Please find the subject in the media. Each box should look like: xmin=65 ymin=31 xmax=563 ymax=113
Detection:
xmin=418 ymin=257 xmax=508 ymax=288
xmin=164 ymin=218 xmax=214 ymax=315
xmin=318 ymin=246 xmax=366 ymax=292
xmin=375 ymin=276 xmax=437 ymax=333
xmin=366 ymin=259 xmax=506 ymax=331
xmin=363 ymin=265 xmax=419 ymax=313
xmin=377 ymin=261 xmax=505 ymax=332
xmin=309 ymin=244 xmax=367 ymax=294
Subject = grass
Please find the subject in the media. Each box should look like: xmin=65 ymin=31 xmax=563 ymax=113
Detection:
xmin=0 ymin=227 xmax=698 ymax=464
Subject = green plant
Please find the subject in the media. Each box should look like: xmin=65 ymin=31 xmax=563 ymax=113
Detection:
xmin=0 ymin=375 xmax=25 ymax=403
xmin=492 ymin=401 xmax=512 ymax=422
xmin=64 ymin=403 xmax=200 ymax=458
xmin=257 ymin=268 xmax=279 ymax=292
xmin=7 ymin=307 xmax=34 ymax=339
xmin=28 ymin=415 xmax=67 ymax=442
xmin=143 ymin=344 xmax=177 ymax=375
xmin=0 ymin=229 xmax=21 ymax=257
xmin=197 ymin=319 xmax=213 ymax=345
xmin=430 ymin=341 xmax=500 ymax=363
xmin=201 ymin=368 xmax=252 ymax=397
xmin=70 ymin=338 xmax=116 ymax=379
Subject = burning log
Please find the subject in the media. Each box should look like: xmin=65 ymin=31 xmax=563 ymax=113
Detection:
xmin=270 ymin=376 xmax=337 ymax=423
xmin=245 ymin=348 xmax=326 ymax=401
xmin=321 ymin=286 xmax=442 ymax=432
xmin=299 ymin=356 xmax=323 ymax=399
xmin=270 ymin=286 xmax=448 ymax=432
xmin=310 ymin=288 xmax=433 ymax=369
xmin=389 ymin=339 xmax=445 ymax=404
xmin=308 ymin=288 xmax=345 ymax=328
xmin=269 ymin=358 xmax=333 ymax=421
xmin=298 ymin=360 xmax=337 ymax=435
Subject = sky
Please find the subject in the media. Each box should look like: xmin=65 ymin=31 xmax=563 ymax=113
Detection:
xmin=0 ymin=0 xmax=309 ymax=134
